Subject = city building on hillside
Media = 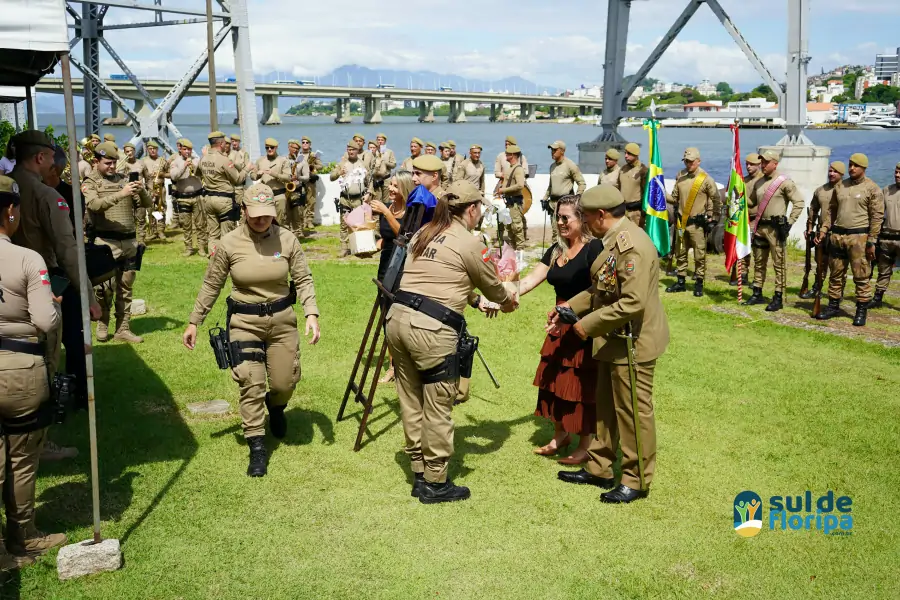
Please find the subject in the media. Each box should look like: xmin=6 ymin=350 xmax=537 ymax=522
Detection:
xmin=573 ymin=84 xmax=602 ymax=98
xmin=695 ymin=79 xmax=717 ymax=97
xmin=855 ymin=72 xmax=881 ymax=99
xmin=875 ymin=48 xmax=900 ymax=79
xmin=892 ymin=72 xmax=900 ymax=88
xmin=684 ymin=101 xmax=722 ymax=113
xmin=727 ymin=97 xmax=778 ymax=110
xmin=806 ymin=102 xmax=834 ymax=124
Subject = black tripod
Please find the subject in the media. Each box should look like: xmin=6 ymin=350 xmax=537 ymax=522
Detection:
xmin=337 ymin=204 xmax=425 ymax=451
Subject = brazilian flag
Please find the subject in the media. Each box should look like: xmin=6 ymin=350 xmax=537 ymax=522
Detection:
xmin=641 ymin=118 xmax=670 ymax=257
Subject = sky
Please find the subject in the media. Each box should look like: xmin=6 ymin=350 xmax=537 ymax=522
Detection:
xmin=70 ymin=0 xmax=900 ymax=91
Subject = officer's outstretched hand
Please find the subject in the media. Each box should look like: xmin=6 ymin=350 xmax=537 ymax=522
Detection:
xmin=477 ymin=297 xmax=499 ymax=319
xmin=182 ymin=324 xmax=197 ymax=350
xmin=305 ymin=315 xmax=321 ymax=345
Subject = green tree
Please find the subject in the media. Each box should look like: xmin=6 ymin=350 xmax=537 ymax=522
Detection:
xmin=831 ymin=93 xmax=853 ymax=105
xmin=0 ymin=120 xmax=15 ymax=157
xmin=750 ymin=84 xmax=778 ymax=102
xmin=716 ymin=81 xmax=734 ymax=97
xmin=860 ymin=83 xmax=900 ymax=105
xmin=637 ymin=76 xmax=659 ymax=90
xmin=842 ymin=70 xmax=861 ymax=95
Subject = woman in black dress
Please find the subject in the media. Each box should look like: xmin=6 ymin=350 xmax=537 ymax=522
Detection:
xmin=518 ymin=195 xmax=603 ymax=464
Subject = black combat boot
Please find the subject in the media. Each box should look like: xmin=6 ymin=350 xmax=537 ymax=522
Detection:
xmin=867 ymin=290 xmax=885 ymax=309
xmin=815 ymin=298 xmax=841 ymax=320
xmin=666 ymin=276 xmax=686 ymax=293
xmin=418 ymin=480 xmax=471 ymax=504
xmin=246 ymin=436 xmax=268 ymax=477
xmin=765 ymin=291 xmax=784 ymax=312
xmin=265 ymin=393 xmax=287 ymax=439
xmin=742 ymin=286 xmax=764 ymax=305
xmin=411 ymin=473 xmax=425 ymax=498
xmin=693 ymin=278 xmax=704 ymax=297
xmin=742 ymin=272 xmax=749 ymax=286
xmin=799 ymin=283 xmax=820 ymax=300
xmin=852 ymin=302 xmax=868 ymax=327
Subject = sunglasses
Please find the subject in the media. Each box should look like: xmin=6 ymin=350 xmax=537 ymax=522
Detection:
xmin=265 ymin=145 xmax=276 ymax=150
xmin=556 ymin=214 xmax=576 ymax=224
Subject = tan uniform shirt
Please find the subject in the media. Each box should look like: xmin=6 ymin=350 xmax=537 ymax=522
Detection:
xmin=301 ymin=151 xmax=324 ymax=177
xmin=9 ymin=167 xmax=82 ymax=294
xmin=379 ymin=148 xmax=397 ymax=179
xmin=748 ymin=170 xmax=805 ymax=224
xmin=806 ymin=181 xmax=836 ymax=231
xmin=83 ymin=170 xmax=152 ymax=234
xmin=0 ymin=234 xmax=61 ymax=342
xmin=821 ymin=176 xmax=885 ymax=244
xmin=169 ymin=156 xmax=203 ymax=194
xmin=669 ymin=167 xmax=720 ymax=219
xmin=118 ymin=158 xmax=146 ymax=180
xmin=188 ymin=223 xmax=318 ymax=326
xmin=251 ymin=156 xmax=292 ymax=191
xmin=544 ymin=157 xmax=586 ymax=200
xmin=229 ymin=149 xmax=250 ymax=173
xmin=618 ymin=161 xmax=648 ymax=206
xmin=400 ymin=154 xmax=422 ymax=173
xmin=744 ymin=171 xmax=764 ymax=217
xmin=340 ymin=150 xmax=375 ymax=177
xmin=141 ymin=155 xmax=169 ymax=200
xmin=442 ymin=157 xmax=456 ymax=185
xmin=880 ymin=183 xmax=900 ymax=233
xmin=568 ymin=217 xmax=669 ymax=365
xmin=499 ymin=164 xmax=525 ymax=197
xmin=398 ymin=217 xmax=512 ymax=315
xmin=494 ymin=152 xmax=528 ymax=178
xmin=453 ymin=159 xmax=486 ymax=193
xmin=78 ymin=159 xmax=93 ymax=181
xmin=599 ymin=165 xmax=620 ymax=187
xmin=329 ymin=157 xmax=372 ymax=197
xmin=288 ymin=156 xmax=310 ymax=186
xmin=199 ymin=149 xmax=247 ymax=194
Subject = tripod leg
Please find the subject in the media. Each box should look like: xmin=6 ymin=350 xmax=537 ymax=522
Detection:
xmin=354 ymin=337 xmax=390 ymax=452
xmin=338 ymin=294 xmax=381 ymax=421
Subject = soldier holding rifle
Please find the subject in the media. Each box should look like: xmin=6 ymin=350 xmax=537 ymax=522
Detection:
xmin=800 ymin=161 xmax=844 ymax=300
xmin=550 ymin=184 xmax=668 ymax=504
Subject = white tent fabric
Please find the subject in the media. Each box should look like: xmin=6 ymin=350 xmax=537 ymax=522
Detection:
xmin=1 ymin=0 xmax=68 ymax=52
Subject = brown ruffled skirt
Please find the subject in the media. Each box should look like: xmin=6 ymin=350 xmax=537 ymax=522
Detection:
xmin=532 ymin=304 xmax=597 ymax=435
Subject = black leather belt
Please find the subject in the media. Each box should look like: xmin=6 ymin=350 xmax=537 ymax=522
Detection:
xmin=205 ymin=190 xmax=236 ymax=199
xmin=625 ymin=201 xmax=642 ymax=211
xmin=172 ymin=189 xmax=203 ymax=199
xmin=0 ymin=337 xmax=45 ymax=356
xmin=505 ymin=195 xmax=523 ymax=206
xmin=549 ymin=194 xmax=569 ymax=201
xmin=831 ymin=226 xmax=868 ymax=235
xmin=757 ymin=217 xmax=778 ymax=226
xmin=226 ymin=289 xmax=296 ymax=317
xmin=393 ymin=291 xmax=465 ymax=334
xmin=270 ymin=187 xmax=286 ymax=196
xmin=93 ymin=230 xmax=136 ymax=241
xmin=687 ymin=215 xmax=708 ymax=226
xmin=879 ymin=231 xmax=900 ymax=241
xmin=173 ymin=201 xmax=195 ymax=214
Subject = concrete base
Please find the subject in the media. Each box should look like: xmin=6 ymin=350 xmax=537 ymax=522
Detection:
xmin=576 ymin=140 xmax=627 ymax=174
xmin=57 ymin=538 xmax=122 ymax=580
xmin=187 ymin=399 xmax=230 ymax=415
xmin=758 ymin=143 xmax=832 ymax=248
xmin=131 ymin=299 xmax=146 ymax=316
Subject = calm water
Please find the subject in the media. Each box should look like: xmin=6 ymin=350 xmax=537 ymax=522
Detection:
xmin=41 ymin=113 xmax=900 ymax=186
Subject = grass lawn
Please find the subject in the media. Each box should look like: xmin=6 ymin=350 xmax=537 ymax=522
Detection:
xmin=4 ymin=226 xmax=899 ymax=599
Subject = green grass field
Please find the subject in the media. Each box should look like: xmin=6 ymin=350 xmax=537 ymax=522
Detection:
xmin=4 ymin=226 xmax=899 ymax=599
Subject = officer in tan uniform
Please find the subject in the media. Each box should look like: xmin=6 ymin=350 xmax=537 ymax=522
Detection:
xmin=799 ymin=161 xmax=844 ymax=298
xmin=870 ymin=162 xmax=900 ymax=308
xmin=666 ymin=147 xmax=720 ymax=297
xmin=453 ymin=144 xmax=486 ymax=193
xmin=544 ymin=141 xmax=587 ymax=243
xmin=732 ymin=153 xmax=764 ymax=286
xmin=440 ymin=142 xmax=456 ymax=186
xmin=103 ymin=133 xmax=116 ymax=146
xmin=331 ymin=140 xmax=373 ymax=256
xmin=494 ymin=135 xmax=529 ymax=181
xmin=284 ymin=139 xmax=310 ymax=240
xmin=118 ymin=143 xmax=150 ymax=244
xmin=618 ymin=142 xmax=649 ymax=226
xmin=400 ymin=137 xmax=424 ymax=172
xmin=496 ymin=145 xmax=527 ymax=250
xmin=0 ymin=176 xmax=68 ymax=566
xmin=229 ymin=134 xmax=250 ymax=175
xmin=815 ymin=153 xmax=884 ymax=326
xmin=424 ymin=141 xmax=438 ymax=156
xmin=183 ymin=183 xmax=320 ymax=477
xmin=553 ymin=184 xmax=669 ymax=504
xmin=599 ymin=148 xmax=621 ymax=187
xmin=742 ymin=150 xmax=804 ymax=311
xmin=250 ymin=138 xmax=292 ymax=226
xmin=199 ymin=131 xmax=249 ymax=252
xmin=84 ymin=142 xmax=151 ymax=343
xmin=446 ymin=140 xmax=461 ymax=173
xmin=169 ymin=139 xmax=206 ymax=257
xmin=77 ymin=147 xmax=93 ymax=181
xmin=300 ymin=136 xmax=323 ymax=231
xmin=387 ymin=179 xmax=517 ymax=503
xmin=374 ymin=133 xmax=396 ymax=206
xmin=141 ymin=140 xmax=169 ymax=242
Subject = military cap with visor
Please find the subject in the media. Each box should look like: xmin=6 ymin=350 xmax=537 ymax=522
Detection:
xmin=745 ymin=153 xmax=761 ymax=165
xmin=548 ymin=140 xmax=567 ymax=150
xmin=505 ymin=144 xmax=522 ymax=155
xmin=445 ymin=180 xmax=483 ymax=206
xmin=93 ymin=141 xmax=120 ymax=160
xmin=244 ymin=183 xmax=278 ymax=218
xmin=683 ymin=147 xmax=701 ymax=161
xmin=606 ymin=148 xmax=620 ymax=160
xmin=849 ymin=153 xmax=869 ymax=168
xmin=582 ymin=184 xmax=625 ymax=211
xmin=412 ymin=155 xmax=444 ymax=172
xmin=624 ymin=142 xmax=641 ymax=156
xmin=13 ymin=130 xmax=55 ymax=149
xmin=0 ymin=175 xmax=21 ymax=203
xmin=830 ymin=160 xmax=846 ymax=175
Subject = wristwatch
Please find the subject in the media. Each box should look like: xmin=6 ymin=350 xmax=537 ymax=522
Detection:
xmin=470 ymin=295 xmax=481 ymax=309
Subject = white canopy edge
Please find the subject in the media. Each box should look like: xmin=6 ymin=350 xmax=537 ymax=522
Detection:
xmin=1 ymin=0 xmax=69 ymax=52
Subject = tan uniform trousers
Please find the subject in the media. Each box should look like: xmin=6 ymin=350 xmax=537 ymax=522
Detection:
xmin=626 ymin=209 xmax=643 ymax=228
xmin=94 ymin=237 xmax=138 ymax=328
xmin=205 ymin=195 xmax=239 ymax=253
xmin=0 ymin=352 xmax=49 ymax=533
xmin=175 ymin=198 xmax=208 ymax=254
xmin=284 ymin=194 xmax=305 ymax=239
xmin=828 ymin=232 xmax=872 ymax=303
xmin=274 ymin=193 xmax=288 ymax=229
xmin=875 ymin=238 xmax=900 ymax=293
xmin=548 ymin=200 xmax=559 ymax=245
xmin=339 ymin=196 xmax=364 ymax=252
xmin=136 ymin=205 xmax=163 ymax=242
xmin=675 ymin=224 xmax=707 ymax=279
xmin=386 ymin=304 xmax=460 ymax=484
xmin=751 ymin=224 xmax=787 ymax=293
xmin=303 ymin=182 xmax=317 ymax=229
xmin=229 ymin=307 xmax=300 ymax=439
xmin=585 ymin=359 xmax=657 ymax=490
xmin=498 ymin=201 xmax=525 ymax=250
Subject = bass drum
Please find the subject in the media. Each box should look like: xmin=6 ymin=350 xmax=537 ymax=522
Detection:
xmin=522 ymin=184 xmax=533 ymax=214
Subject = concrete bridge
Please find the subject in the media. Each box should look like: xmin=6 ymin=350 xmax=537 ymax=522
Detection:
xmin=35 ymin=78 xmax=603 ymax=126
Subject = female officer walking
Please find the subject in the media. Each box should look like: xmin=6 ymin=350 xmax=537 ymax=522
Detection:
xmin=182 ymin=183 xmax=320 ymax=477
xmin=386 ymin=170 xmax=518 ymax=505
xmin=0 ymin=176 xmax=68 ymax=568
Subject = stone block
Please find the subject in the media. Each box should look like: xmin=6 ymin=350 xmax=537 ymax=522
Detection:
xmin=57 ymin=538 xmax=122 ymax=580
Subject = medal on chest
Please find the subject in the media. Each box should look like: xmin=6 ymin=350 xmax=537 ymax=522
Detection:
xmin=596 ymin=254 xmax=617 ymax=289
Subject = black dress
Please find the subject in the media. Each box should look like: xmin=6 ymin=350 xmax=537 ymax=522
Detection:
xmin=377 ymin=212 xmax=401 ymax=283
xmin=532 ymin=239 xmax=604 ymax=434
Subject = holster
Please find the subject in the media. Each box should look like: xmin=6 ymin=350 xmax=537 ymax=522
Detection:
xmin=1 ymin=397 xmax=56 ymax=434
xmin=829 ymin=243 xmax=849 ymax=259
xmin=540 ymin=200 xmax=550 ymax=213
xmin=122 ymin=243 xmax=146 ymax=272
xmin=50 ymin=373 xmax=77 ymax=425
xmin=773 ymin=216 xmax=790 ymax=243
xmin=289 ymin=186 xmax=307 ymax=208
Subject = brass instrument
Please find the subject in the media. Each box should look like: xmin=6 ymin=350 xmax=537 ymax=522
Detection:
xmin=285 ymin=158 xmax=298 ymax=195
xmin=151 ymin=157 xmax=167 ymax=213
xmin=61 ymin=162 xmax=72 ymax=185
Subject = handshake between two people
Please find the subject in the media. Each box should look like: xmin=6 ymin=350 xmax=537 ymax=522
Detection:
xmin=476 ymin=282 xmax=520 ymax=319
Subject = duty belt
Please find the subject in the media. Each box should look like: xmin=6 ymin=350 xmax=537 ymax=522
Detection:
xmin=173 ymin=201 xmax=194 ymax=214
xmin=205 ymin=190 xmax=236 ymax=199
xmin=0 ymin=337 xmax=45 ymax=356
xmin=625 ymin=201 xmax=642 ymax=211
xmin=93 ymin=230 xmax=136 ymax=241
xmin=505 ymin=195 xmax=524 ymax=206
xmin=226 ymin=289 xmax=296 ymax=317
xmin=879 ymin=230 xmax=900 ymax=241
xmin=393 ymin=291 xmax=465 ymax=334
xmin=687 ymin=215 xmax=707 ymax=226
xmin=756 ymin=217 xmax=779 ymax=226
xmin=270 ymin=187 xmax=287 ymax=196
xmin=831 ymin=226 xmax=868 ymax=235
xmin=172 ymin=189 xmax=203 ymax=199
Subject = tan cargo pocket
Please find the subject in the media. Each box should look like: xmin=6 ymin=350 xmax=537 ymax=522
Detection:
xmin=409 ymin=312 xmax=443 ymax=331
xmin=0 ymin=354 xmax=40 ymax=401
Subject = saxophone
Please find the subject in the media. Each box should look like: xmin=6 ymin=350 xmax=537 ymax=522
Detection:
xmin=152 ymin=157 xmax=167 ymax=212
xmin=286 ymin=157 xmax=298 ymax=196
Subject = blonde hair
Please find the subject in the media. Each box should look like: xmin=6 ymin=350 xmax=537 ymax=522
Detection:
xmin=391 ymin=170 xmax=415 ymax=212
xmin=551 ymin=194 xmax=593 ymax=263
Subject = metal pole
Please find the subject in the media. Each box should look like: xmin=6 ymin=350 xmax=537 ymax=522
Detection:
xmin=206 ymin=0 xmax=218 ymax=131
xmin=25 ymin=87 xmax=35 ymax=129
xmin=60 ymin=52 xmax=103 ymax=545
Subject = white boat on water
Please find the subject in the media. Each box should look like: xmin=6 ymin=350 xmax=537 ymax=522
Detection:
xmin=857 ymin=116 xmax=900 ymax=130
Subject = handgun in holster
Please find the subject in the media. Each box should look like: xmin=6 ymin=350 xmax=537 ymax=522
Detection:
xmin=457 ymin=330 xmax=479 ymax=379
xmin=122 ymin=243 xmax=147 ymax=272
xmin=50 ymin=373 xmax=78 ymax=424
xmin=540 ymin=200 xmax=550 ymax=213
xmin=209 ymin=325 xmax=232 ymax=370
xmin=774 ymin=216 xmax=790 ymax=243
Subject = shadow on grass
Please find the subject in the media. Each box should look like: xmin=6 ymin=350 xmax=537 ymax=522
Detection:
xmin=129 ymin=316 xmax=184 ymax=337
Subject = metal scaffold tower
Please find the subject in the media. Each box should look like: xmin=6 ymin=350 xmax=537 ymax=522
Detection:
xmin=65 ymin=0 xmax=261 ymax=156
